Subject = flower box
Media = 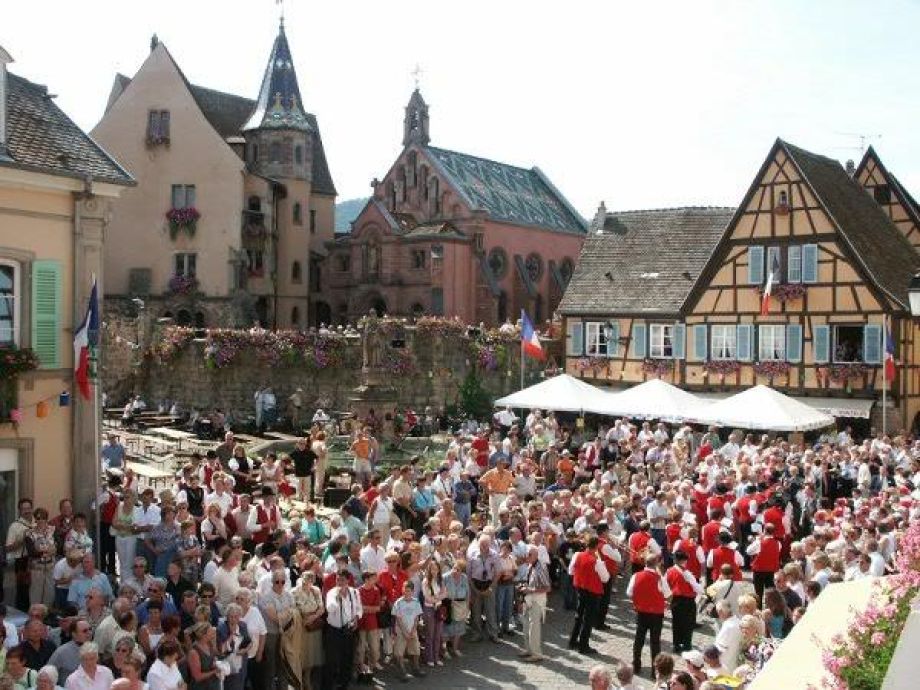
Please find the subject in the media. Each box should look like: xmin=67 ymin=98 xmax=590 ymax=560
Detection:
xmin=576 ymin=357 xmax=608 ymax=375
xmin=166 ymin=207 xmax=201 ymax=240
xmin=702 ymin=360 xmax=741 ymax=375
xmin=827 ymin=362 xmax=870 ymax=383
xmin=642 ymin=358 xmax=674 ymax=376
xmin=753 ymin=360 xmax=791 ymax=378
xmin=167 ymin=274 xmax=198 ymax=296
xmin=756 ymin=283 xmax=806 ymax=302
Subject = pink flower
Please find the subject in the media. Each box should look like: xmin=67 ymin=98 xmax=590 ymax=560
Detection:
xmin=871 ymin=631 xmax=886 ymax=646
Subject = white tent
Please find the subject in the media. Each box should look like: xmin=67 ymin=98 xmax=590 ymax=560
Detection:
xmin=493 ymin=374 xmax=611 ymax=414
xmin=595 ymin=378 xmax=707 ymax=422
xmin=685 ymin=384 xmax=835 ymax=432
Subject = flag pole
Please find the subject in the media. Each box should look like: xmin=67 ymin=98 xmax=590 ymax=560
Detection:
xmin=520 ymin=311 xmax=526 ymax=425
xmin=91 ymin=275 xmax=102 ymax=568
xmin=882 ymin=316 xmax=888 ymax=436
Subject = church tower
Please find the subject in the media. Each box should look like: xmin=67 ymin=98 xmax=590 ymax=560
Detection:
xmin=243 ymin=19 xmax=313 ymax=180
xmin=402 ymin=88 xmax=430 ymax=148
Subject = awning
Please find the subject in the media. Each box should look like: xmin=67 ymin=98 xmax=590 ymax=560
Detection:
xmin=697 ymin=392 xmax=874 ymax=420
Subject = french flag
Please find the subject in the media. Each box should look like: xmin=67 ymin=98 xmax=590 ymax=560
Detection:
xmin=885 ymin=322 xmax=896 ymax=383
xmin=760 ymin=252 xmax=780 ymax=316
xmin=521 ymin=310 xmax=545 ymax=360
xmin=73 ymin=277 xmax=99 ymax=400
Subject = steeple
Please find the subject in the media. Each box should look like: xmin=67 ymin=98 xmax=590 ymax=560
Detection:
xmin=403 ymin=88 xmax=430 ymax=147
xmin=243 ymin=20 xmax=311 ymax=131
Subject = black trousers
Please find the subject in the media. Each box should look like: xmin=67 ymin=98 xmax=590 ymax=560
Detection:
xmin=633 ymin=611 xmax=664 ymax=668
xmin=394 ymin=504 xmax=414 ymax=530
xmin=14 ymin=556 xmax=30 ymax=611
xmin=324 ymin=625 xmax=356 ymax=690
xmin=597 ymin=578 xmax=613 ymax=626
xmin=569 ymin=588 xmax=601 ymax=651
xmin=753 ymin=570 xmax=775 ymax=602
xmin=99 ymin=522 xmax=117 ymax=574
xmin=670 ymin=596 xmax=696 ymax=652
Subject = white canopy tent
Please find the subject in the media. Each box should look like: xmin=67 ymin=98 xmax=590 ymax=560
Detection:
xmin=493 ymin=374 xmax=611 ymax=414
xmin=684 ymin=384 xmax=835 ymax=432
xmin=595 ymin=378 xmax=707 ymax=422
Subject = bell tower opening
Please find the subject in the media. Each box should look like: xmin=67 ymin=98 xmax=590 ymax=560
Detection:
xmin=402 ymin=89 xmax=430 ymax=148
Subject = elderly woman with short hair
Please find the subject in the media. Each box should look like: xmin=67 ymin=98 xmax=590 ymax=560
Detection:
xmin=217 ymin=603 xmax=252 ymax=690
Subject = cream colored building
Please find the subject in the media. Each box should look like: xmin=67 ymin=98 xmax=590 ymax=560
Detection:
xmin=0 ymin=45 xmax=132 ymax=540
xmin=92 ymin=25 xmax=336 ymax=328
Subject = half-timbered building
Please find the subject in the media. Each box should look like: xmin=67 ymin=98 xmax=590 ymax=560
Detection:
xmin=560 ymin=139 xmax=920 ymax=432
xmin=854 ymin=146 xmax=920 ymax=252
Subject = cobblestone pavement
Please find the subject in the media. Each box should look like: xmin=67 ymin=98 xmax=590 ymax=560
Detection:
xmin=366 ymin=583 xmax=717 ymax=689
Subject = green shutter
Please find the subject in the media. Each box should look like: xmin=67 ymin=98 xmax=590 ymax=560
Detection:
xmin=606 ymin=323 xmax=619 ymax=358
xmin=863 ymin=324 xmax=882 ymax=364
xmin=31 ymin=260 xmax=62 ymax=368
xmin=786 ymin=324 xmax=803 ymax=363
xmin=632 ymin=323 xmax=647 ymax=358
xmin=673 ymin=324 xmax=686 ymax=359
xmin=693 ymin=324 xmax=708 ymax=361
xmin=814 ymin=325 xmax=830 ymax=364
xmin=737 ymin=324 xmax=754 ymax=362
xmin=748 ymin=246 xmax=764 ymax=285
xmin=567 ymin=321 xmax=583 ymax=356
xmin=787 ymin=246 xmax=802 ymax=283
xmin=802 ymin=244 xmax=819 ymax=283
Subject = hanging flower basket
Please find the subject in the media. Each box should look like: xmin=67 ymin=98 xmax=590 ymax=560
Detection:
xmin=755 ymin=283 xmax=806 ymax=302
xmin=642 ymin=358 xmax=674 ymax=376
xmin=166 ymin=207 xmax=201 ymax=240
xmin=0 ymin=346 xmax=40 ymax=380
xmin=702 ymin=360 xmax=741 ymax=376
xmin=753 ymin=360 xmax=791 ymax=378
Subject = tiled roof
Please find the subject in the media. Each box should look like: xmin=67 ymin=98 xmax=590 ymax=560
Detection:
xmin=559 ymin=207 xmax=733 ymax=315
xmin=424 ymin=146 xmax=586 ymax=234
xmin=783 ymin=141 xmax=920 ymax=308
xmin=242 ymin=22 xmax=311 ymax=132
xmin=2 ymin=73 xmax=133 ymax=185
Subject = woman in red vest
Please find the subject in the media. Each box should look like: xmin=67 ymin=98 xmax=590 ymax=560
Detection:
xmin=706 ymin=531 xmax=743 ymax=582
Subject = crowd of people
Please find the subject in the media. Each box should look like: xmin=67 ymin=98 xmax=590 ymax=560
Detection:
xmin=1 ymin=408 xmax=916 ymax=690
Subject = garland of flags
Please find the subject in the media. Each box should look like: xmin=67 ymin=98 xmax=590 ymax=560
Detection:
xmin=4 ymin=389 xmax=71 ymax=426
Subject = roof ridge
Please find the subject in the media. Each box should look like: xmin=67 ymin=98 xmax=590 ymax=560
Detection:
xmin=607 ymin=205 xmax=736 ymax=214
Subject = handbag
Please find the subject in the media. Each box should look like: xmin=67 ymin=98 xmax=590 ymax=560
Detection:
xmin=438 ymin=601 xmax=450 ymax=623
xmin=305 ymin=614 xmax=325 ymax=632
xmin=450 ymin=598 xmax=469 ymax=623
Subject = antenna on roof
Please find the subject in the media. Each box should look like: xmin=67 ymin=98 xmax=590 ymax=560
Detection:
xmin=833 ymin=131 xmax=882 ymax=154
xmin=276 ymin=0 xmax=285 ymax=26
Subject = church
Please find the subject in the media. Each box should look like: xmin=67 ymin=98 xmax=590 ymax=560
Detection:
xmin=92 ymin=22 xmax=336 ymax=328
xmin=324 ymin=89 xmax=586 ymax=326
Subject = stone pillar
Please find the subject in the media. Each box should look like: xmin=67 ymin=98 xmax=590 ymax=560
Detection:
xmin=72 ymin=193 xmax=108 ymax=514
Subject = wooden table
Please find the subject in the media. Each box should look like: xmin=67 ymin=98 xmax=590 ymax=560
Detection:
xmin=149 ymin=427 xmax=197 ymax=451
xmin=127 ymin=461 xmax=173 ymax=490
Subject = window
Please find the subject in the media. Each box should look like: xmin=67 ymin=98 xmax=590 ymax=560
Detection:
xmin=411 ymin=302 xmax=425 ymax=317
xmin=407 ymin=152 xmax=417 ymax=187
xmin=0 ymin=260 xmax=21 ymax=345
xmin=336 ymin=255 xmax=351 ymax=273
xmin=174 ymin=253 xmax=197 ymax=278
xmin=758 ymin=324 xmax=786 ymax=361
xmin=411 ymin=249 xmax=426 ymax=270
xmin=431 ymin=288 xmax=444 ymax=316
xmin=309 ymin=209 xmax=317 ymax=234
xmin=247 ymin=196 xmax=262 ymax=212
xmin=310 ymin=261 xmax=321 ymax=292
xmin=294 ymin=145 xmax=303 ymax=165
xmin=874 ymin=184 xmax=891 ymax=204
xmin=171 ymin=184 xmax=196 ymax=209
xmin=364 ymin=241 xmax=381 ymax=276
xmin=778 ymin=190 xmax=788 ymax=206
xmin=711 ymin=325 xmax=736 ymax=360
xmin=833 ymin=325 xmax=864 ymax=363
xmin=250 ymin=143 xmax=259 ymax=164
xmin=146 ymin=109 xmax=170 ymax=144
xmin=245 ymin=249 xmax=264 ymax=276
xmin=292 ymin=261 xmax=302 ymax=284
xmin=649 ymin=324 xmax=674 ymax=358
xmin=293 ymin=202 xmax=303 ymax=225
xmin=269 ymin=141 xmax=282 ymax=163
xmin=584 ymin=322 xmax=608 ymax=357
xmin=525 ymin=253 xmax=543 ymax=282
xmin=429 ymin=177 xmax=440 ymax=214
xmin=487 ymin=247 xmax=508 ymax=279
xmin=559 ymin=258 xmax=575 ymax=285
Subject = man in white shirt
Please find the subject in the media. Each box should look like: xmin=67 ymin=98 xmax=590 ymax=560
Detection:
xmin=132 ymin=489 xmax=161 ymax=564
xmin=360 ymin=530 xmax=388 ymax=574
xmin=714 ymin=600 xmax=742 ymax=672
xmin=324 ymin=571 xmax=363 ymax=688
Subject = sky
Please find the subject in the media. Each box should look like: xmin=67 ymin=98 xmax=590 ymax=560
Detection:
xmin=4 ymin=0 xmax=920 ymax=217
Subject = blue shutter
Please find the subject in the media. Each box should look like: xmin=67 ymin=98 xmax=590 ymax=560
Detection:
xmin=787 ymin=246 xmax=802 ymax=283
xmin=673 ymin=324 xmax=686 ymax=359
xmin=632 ymin=323 xmax=647 ymax=359
xmin=567 ymin=321 xmax=584 ymax=356
xmin=786 ymin=324 xmax=803 ymax=363
xmin=863 ymin=324 xmax=882 ymax=364
xmin=31 ymin=260 xmax=62 ymax=369
xmin=693 ymin=324 xmax=708 ymax=361
xmin=748 ymin=246 xmax=764 ymax=285
xmin=802 ymin=244 xmax=819 ymax=283
xmin=814 ymin=325 xmax=830 ymax=364
xmin=606 ymin=323 xmax=619 ymax=358
xmin=736 ymin=324 xmax=753 ymax=362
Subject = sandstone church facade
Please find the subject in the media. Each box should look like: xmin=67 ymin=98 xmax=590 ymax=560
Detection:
xmin=92 ymin=24 xmax=336 ymax=329
xmin=325 ymin=90 xmax=586 ymax=326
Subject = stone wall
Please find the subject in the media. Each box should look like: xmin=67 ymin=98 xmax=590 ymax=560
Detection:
xmin=101 ymin=318 xmax=563 ymax=421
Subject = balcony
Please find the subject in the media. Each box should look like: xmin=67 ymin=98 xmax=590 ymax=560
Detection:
xmin=242 ymin=210 xmax=268 ymax=239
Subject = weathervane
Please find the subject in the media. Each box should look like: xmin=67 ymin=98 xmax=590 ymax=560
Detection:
xmin=276 ymin=0 xmax=285 ymax=25
xmin=411 ymin=64 xmax=423 ymax=90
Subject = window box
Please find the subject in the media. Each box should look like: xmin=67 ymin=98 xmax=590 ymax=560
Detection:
xmin=642 ymin=358 xmax=674 ymax=376
xmin=753 ymin=360 xmax=791 ymax=378
xmin=166 ymin=207 xmax=201 ymax=240
xmin=755 ymin=283 xmax=806 ymax=302
xmin=167 ymin=275 xmax=198 ymax=295
xmin=0 ymin=345 xmax=39 ymax=380
xmin=828 ymin=363 xmax=870 ymax=383
xmin=702 ymin=359 xmax=741 ymax=376
xmin=576 ymin=356 xmax=608 ymax=376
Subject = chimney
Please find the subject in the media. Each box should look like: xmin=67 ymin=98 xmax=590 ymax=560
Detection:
xmin=591 ymin=200 xmax=607 ymax=234
xmin=845 ymin=159 xmax=856 ymax=178
xmin=0 ymin=45 xmax=13 ymax=159
xmin=150 ymin=34 xmax=159 ymax=52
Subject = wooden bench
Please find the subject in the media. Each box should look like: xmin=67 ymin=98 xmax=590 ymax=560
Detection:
xmin=127 ymin=460 xmax=173 ymax=490
xmin=148 ymin=427 xmax=197 ymax=451
xmin=263 ymin=431 xmax=300 ymax=441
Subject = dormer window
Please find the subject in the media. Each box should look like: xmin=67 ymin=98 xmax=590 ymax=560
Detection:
xmin=778 ymin=190 xmax=788 ymax=206
xmin=147 ymin=110 xmax=170 ymax=146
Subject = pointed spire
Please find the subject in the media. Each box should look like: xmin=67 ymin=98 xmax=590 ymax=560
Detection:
xmin=403 ymin=88 xmax=430 ymax=147
xmin=243 ymin=21 xmax=311 ymax=131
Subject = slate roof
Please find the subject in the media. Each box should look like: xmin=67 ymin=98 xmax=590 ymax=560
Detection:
xmin=558 ymin=207 xmax=733 ymax=315
xmin=424 ymin=146 xmax=586 ymax=234
xmin=242 ymin=21 xmax=312 ymax=132
xmin=2 ymin=73 xmax=133 ymax=185
xmin=782 ymin=140 xmax=920 ymax=308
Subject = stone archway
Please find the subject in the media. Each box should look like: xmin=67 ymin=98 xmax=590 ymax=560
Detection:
xmin=314 ymin=301 xmax=332 ymax=327
xmin=362 ymin=292 xmax=388 ymax=317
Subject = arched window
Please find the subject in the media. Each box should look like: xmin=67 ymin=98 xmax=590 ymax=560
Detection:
xmin=294 ymin=145 xmax=303 ymax=165
xmin=176 ymin=309 xmax=192 ymax=326
xmin=411 ymin=302 xmax=425 ymax=317
xmin=497 ymin=291 xmax=508 ymax=323
xmin=247 ymin=196 xmax=261 ymax=212
xmin=421 ymin=166 xmax=429 ymax=199
xmin=250 ymin=143 xmax=259 ymax=164
xmin=364 ymin=241 xmax=381 ymax=276
xmin=399 ymin=167 xmax=407 ymax=201
xmin=429 ymin=177 xmax=440 ymax=214
xmin=407 ymin=151 xmax=417 ymax=187
xmin=293 ymin=202 xmax=303 ymax=225
xmin=292 ymin=261 xmax=302 ymax=283
xmin=269 ymin=141 xmax=282 ymax=163
xmin=291 ymin=306 xmax=300 ymax=326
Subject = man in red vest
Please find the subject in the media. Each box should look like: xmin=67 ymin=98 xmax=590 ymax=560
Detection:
xmin=706 ymin=531 xmax=743 ymax=582
xmin=626 ymin=554 xmax=670 ymax=676
xmin=627 ymin=521 xmax=660 ymax=575
xmin=733 ymin=485 xmax=758 ymax=564
xmin=700 ymin=511 xmax=724 ymax=584
xmin=665 ymin=550 xmax=702 ymax=652
xmin=672 ymin=526 xmax=705 ymax=582
xmin=246 ymin=487 xmax=282 ymax=545
xmin=97 ymin=476 xmax=121 ymax=576
xmin=747 ymin=523 xmax=782 ymax=601
xmin=568 ymin=536 xmax=610 ymax=655
xmin=595 ymin=523 xmax=622 ymax=631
